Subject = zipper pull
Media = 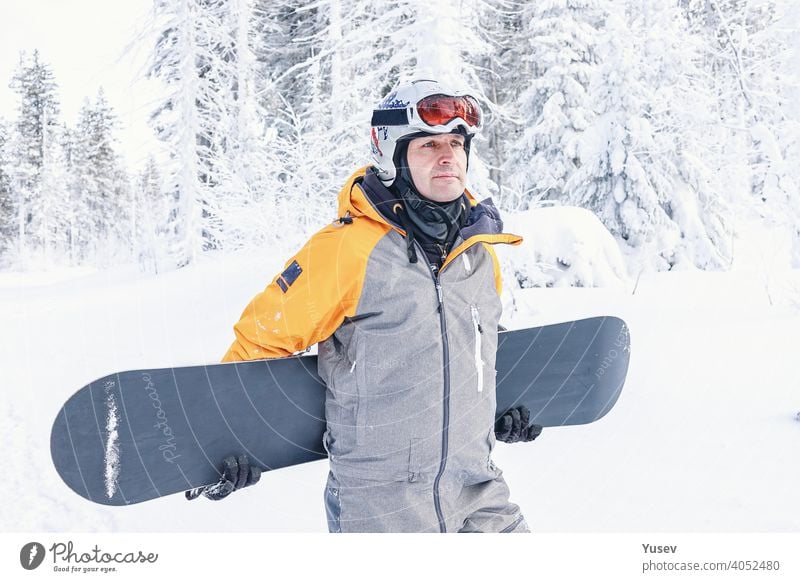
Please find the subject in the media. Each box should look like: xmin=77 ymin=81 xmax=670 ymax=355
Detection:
xmin=435 ymin=281 xmax=443 ymax=312
xmin=470 ymin=305 xmax=483 ymax=334
xmin=471 ymin=304 xmax=485 ymax=392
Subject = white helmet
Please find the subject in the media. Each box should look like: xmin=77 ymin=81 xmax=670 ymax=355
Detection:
xmin=370 ymin=79 xmax=482 ymax=186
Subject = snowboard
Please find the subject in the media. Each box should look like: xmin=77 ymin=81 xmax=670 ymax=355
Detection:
xmin=51 ymin=316 xmax=630 ymax=506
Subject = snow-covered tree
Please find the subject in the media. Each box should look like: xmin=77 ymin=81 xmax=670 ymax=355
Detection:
xmin=776 ymin=0 xmax=800 ymax=265
xmin=1 ymin=0 xmax=788 ymax=277
xmin=0 ymin=120 xmax=14 ymax=261
xmin=148 ymin=0 xmax=272 ymax=263
xmin=247 ymin=0 xmax=412 ymax=242
xmin=131 ymin=155 xmax=169 ymax=272
xmin=503 ymin=0 xmax=604 ymax=210
xmin=624 ymin=0 xmax=731 ymax=269
xmin=37 ymin=122 xmax=72 ymax=266
xmin=202 ymin=0 xmax=275 ymax=252
xmin=68 ymin=90 xmax=129 ymax=263
xmin=681 ymin=0 xmax=798 ymax=264
xmin=247 ymin=0 xmax=496 ymax=244
xmin=148 ymin=0 xmax=213 ymax=266
xmin=563 ymin=2 xmax=732 ymax=270
xmin=7 ymin=50 xmax=61 ymax=263
xmin=3 ymin=57 xmax=131 ymax=269
xmin=252 ymin=3 xmax=400 ymax=169
xmin=468 ymin=0 xmax=526 ymax=199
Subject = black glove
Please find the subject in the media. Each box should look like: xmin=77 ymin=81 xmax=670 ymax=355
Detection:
xmin=495 ymin=406 xmax=542 ymax=443
xmin=185 ymin=454 xmax=261 ymax=501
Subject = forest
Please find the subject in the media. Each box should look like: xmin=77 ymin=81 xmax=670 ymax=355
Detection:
xmin=0 ymin=0 xmax=797 ymax=276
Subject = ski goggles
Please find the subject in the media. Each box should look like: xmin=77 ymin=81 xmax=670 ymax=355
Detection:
xmin=372 ymin=94 xmax=482 ymax=131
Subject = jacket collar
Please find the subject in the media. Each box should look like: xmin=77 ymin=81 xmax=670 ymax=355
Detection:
xmin=337 ymin=166 xmax=510 ymax=240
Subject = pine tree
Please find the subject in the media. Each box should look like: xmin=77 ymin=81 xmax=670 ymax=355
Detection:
xmin=632 ymin=0 xmax=731 ymax=269
xmin=66 ymin=101 xmax=95 ymax=262
xmin=69 ymin=90 xmax=127 ymax=263
xmin=247 ymin=0 xmax=499 ymax=244
xmin=777 ymin=0 xmax=800 ymax=264
xmin=58 ymin=122 xmax=80 ymax=263
xmin=132 ymin=156 xmax=168 ymax=272
xmin=148 ymin=0 xmax=272 ymax=264
xmin=0 ymin=120 xmax=14 ymax=262
xmin=247 ymin=0 xmax=418 ymax=242
xmin=503 ymin=0 xmax=604 ymax=210
xmin=681 ymin=1 xmax=793 ymax=203
xmin=469 ymin=0 xmax=526 ymax=201
xmin=37 ymin=121 xmax=72 ymax=266
xmin=8 ymin=50 xmax=61 ymax=264
xmin=681 ymin=0 xmax=798 ymax=263
xmin=203 ymin=0 xmax=274 ymax=252
xmin=564 ymin=9 xmax=654 ymax=244
xmin=562 ymin=2 xmax=733 ymax=270
xmin=148 ymin=0 xmax=208 ymax=267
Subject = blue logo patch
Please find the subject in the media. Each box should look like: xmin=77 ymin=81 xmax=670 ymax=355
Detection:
xmin=276 ymin=261 xmax=303 ymax=293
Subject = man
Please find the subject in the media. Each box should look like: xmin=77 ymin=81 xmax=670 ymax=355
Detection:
xmin=191 ymin=79 xmax=542 ymax=532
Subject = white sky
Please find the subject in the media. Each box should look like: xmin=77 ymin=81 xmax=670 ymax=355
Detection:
xmin=0 ymin=0 xmax=162 ymax=171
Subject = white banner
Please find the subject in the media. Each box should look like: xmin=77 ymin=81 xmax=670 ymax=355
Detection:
xmin=2 ymin=533 xmax=798 ymax=581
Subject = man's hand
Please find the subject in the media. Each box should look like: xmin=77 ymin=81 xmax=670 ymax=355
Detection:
xmin=185 ymin=454 xmax=262 ymax=501
xmin=495 ymin=406 xmax=542 ymax=444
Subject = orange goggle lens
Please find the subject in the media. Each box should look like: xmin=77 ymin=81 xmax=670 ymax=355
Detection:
xmin=416 ymin=94 xmax=481 ymax=128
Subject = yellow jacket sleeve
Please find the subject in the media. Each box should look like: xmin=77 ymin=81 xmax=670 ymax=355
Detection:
xmin=222 ymin=220 xmax=386 ymax=362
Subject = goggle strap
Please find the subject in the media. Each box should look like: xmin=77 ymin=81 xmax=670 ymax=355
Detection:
xmin=371 ymin=109 xmax=409 ymax=126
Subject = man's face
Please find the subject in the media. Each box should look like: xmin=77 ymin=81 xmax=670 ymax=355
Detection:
xmin=405 ymin=133 xmax=467 ymax=203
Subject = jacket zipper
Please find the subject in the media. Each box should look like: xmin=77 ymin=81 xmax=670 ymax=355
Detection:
xmin=436 ymin=243 xmax=447 ymax=265
xmin=432 ymin=274 xmax=450 ymax=533
xmin=416 ymin=240 xmax=450 ymax=533
xmin=417 ymin=239 xmax=513 ymax=533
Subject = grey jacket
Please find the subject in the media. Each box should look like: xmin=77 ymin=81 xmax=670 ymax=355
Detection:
xmin=223 ymin=167 xmax=523 ymax=531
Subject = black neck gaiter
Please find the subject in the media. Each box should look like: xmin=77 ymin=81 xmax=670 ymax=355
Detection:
xmin=390 ymin=163 xmax=468 ymax=267
xmin=399 ymin=185 xmax=467 ymax=245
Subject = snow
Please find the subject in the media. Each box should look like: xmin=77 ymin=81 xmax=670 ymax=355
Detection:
xmin=498 ymin=273 xmax=800 ymax=531
xmin=498 ymin=205 xmax=629 ymax=292
xmin=0 ymin=266 xmax=97 ymax=288
xmin=1 ymin=227 xmax=798 ymax=533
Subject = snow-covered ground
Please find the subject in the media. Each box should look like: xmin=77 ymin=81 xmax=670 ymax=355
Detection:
xmin=1 ymin=231 xmax=798 ymax=533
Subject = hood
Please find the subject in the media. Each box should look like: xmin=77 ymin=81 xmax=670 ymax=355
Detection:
xmin=336 ymin=166 xmax=379 ymax=222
